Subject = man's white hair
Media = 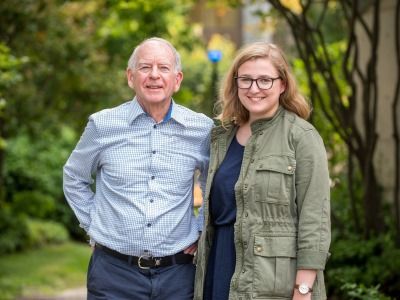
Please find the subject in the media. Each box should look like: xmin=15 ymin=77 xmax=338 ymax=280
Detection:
xmin=127 ymin=37 xmax=182 ymax=72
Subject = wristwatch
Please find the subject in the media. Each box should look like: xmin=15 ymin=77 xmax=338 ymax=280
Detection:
xmin=294 ymin=283 xmax=313 ymax=295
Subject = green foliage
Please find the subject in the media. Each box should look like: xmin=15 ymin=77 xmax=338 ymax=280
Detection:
xmin=0 ymin=203 xmax=69 ymax=254
xmin=11 ymin=191 xmax=56 ymax=219
xmin=326 ymin=232 xmax=400 ymax=299
xmin=340 ymin=283 xmax=392 ymax=300
xmin=98 ymin=0 xmax=199 ymax=66
xmin=0 ymin=206 xmax=28 ymax=255
xmin=0 ymin=43 xmax=27 ymax=91
xmin=3 ymin=127 xmax=82 ymax=244
xmin=25 ymin=219 xmax=69 ymax=249
xmin=5 ymin=126 xmax=76 ymax=198
xmin=176 ymin=34 xmax=236 ymax=116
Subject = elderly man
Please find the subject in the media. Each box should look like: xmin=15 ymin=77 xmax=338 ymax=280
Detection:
xmin=63 ymin=37 xmax=213 ymax=299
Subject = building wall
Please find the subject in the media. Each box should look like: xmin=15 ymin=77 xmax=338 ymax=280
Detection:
xmin=189 ymin=0 xmax=242 ymax=46
xmin=356 ymin=0 xmax=399 ymax=200
xmin=189 ymin=1 xmax=273 ymax=47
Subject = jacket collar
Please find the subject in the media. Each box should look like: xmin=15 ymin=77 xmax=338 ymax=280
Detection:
xmin=250 ymin=105 xmax=285 ymax=133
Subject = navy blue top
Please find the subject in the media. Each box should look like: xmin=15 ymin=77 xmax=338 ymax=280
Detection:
xmin=204 ymin=136 xmax=244 ymax=300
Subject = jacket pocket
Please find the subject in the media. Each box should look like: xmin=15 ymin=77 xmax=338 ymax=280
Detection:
xmin=252 ymin=235 xmax=297 ymax=298
xmin=255 ymin=155 xmax=295 ymax=204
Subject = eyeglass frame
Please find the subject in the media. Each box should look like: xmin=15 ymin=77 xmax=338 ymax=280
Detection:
xmin=234 ymin=76 xmax=281 ymax=90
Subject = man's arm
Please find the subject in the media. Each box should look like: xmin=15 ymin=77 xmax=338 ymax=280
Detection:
xmin=63 ymin=117 xmax=101 ymax=232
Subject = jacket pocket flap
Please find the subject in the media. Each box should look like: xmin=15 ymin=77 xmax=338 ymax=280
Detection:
xmin=254 ymin=236 xmax=297 ymax=257
xmin=256 ymin=155 xmax=296 ymax=175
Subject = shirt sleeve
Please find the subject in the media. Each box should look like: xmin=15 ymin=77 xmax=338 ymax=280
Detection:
xmin=63 ymin=116 xmax=102 ymax=232
xmin=295 ymin=128 xmax=331 ymax=270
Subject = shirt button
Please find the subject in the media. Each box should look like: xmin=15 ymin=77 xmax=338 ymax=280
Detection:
xmin=152 ymin=150 xmax=156 ymax=154
xmin=151 ymin=176 xmax=155 ymax=180
xmin=150 ymin=199 xmax=154 ymax=203
xmin=147 ymin=223 xmax=151 ymax=227
xmin=153 ymin=124 xmax=157 ymax=129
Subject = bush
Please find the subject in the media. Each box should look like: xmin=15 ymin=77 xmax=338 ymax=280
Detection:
xmin=25 ymin=219 xmax=69 ymax=248
xmin=0 ymin=206 xmax=28 ymax=255
xmin=11 ymin=190 xmax=56 ymax=219
xmin=326 ymin=233 xmax=400 ymax=299
xmin=340 ymin=283 xmax=392 ymax=300
xmin=0 ymin=208 xmax=69 ymax=254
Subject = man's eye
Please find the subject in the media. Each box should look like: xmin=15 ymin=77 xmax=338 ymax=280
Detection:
xmin=160 ymin=66 xmax=170 ymax=72
xmin=139 ymin=66 xmax=151 ymax=72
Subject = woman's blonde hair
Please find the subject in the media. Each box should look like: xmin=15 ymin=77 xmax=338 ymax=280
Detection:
xmin=216 ymin=42 xmax=310 ymax=125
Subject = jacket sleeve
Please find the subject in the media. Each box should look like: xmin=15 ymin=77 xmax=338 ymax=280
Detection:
xmin=196 ymin=127 xmax=212 ymax=232
xmin=63 ymin=116 xmax=102 ymax=232
xmin=294 ymin=128 xmax=331 ymax=270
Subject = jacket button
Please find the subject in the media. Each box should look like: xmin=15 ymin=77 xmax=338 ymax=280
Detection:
xmin=256 ymin=246 xmax=262 ymax=252
xmin=287 ymin=165 xmax=293 ymax=171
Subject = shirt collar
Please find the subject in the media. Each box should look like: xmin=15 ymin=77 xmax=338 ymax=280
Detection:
xmin=169 ymin=101 xmax=187 ymax=126
xmin=127 ymin=98 xmax=147 ymax=124
xmin=128 ymin=97 xmax=187 ymax=127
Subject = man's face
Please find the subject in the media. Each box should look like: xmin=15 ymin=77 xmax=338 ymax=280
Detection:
xmin=127 ymin=41 xmax=183 ymax=106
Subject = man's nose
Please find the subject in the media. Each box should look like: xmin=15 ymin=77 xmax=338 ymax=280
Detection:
xmin=149 ymin=66 xmax=160 ymax=77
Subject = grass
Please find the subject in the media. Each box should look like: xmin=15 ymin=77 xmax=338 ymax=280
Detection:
xmin=0 ymin=241 xmax=91 ymax=300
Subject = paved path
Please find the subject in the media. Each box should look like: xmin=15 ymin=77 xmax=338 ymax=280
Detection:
xmin=18 ymin=287 xmax=86 ymax=300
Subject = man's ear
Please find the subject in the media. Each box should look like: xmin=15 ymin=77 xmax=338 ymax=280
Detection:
xmin=127 ymin=68 xmax=135 ymax=89
xmin=174 ymin=71 xmax=183 ymax=92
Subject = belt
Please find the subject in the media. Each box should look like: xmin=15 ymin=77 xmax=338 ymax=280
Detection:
xmin=95 ymin=244 xmax=193 ymax=269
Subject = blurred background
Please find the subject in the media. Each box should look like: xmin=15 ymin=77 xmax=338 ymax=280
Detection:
xmin=0 ymin=0 xmax=399 ymax=299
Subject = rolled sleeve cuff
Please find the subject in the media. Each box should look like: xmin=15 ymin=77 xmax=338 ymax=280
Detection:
xmin=297 ymin=250 xmax=330 ymax=270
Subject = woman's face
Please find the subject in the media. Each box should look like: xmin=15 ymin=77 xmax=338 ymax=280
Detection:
xmin=236 ymin=58 xmax=285 ymax=122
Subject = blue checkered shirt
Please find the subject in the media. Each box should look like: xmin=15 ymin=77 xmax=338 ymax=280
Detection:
xmin=63 ymin=99 xmax=213 ymax=256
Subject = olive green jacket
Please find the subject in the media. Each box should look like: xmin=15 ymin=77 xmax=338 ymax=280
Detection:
xmin=194 ymin=107 xmax=331 ymax=300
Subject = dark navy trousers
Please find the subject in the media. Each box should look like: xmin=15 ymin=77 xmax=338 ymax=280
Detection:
xmin=87 ymin=247 xmax=195 ymax=300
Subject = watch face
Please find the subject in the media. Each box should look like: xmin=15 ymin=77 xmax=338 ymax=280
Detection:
xmin=299 ymin=284 xmax=309 ymax=294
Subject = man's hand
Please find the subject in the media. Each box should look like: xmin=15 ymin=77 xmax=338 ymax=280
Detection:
xmin=183 ymin=242 xmax=198 ymax=255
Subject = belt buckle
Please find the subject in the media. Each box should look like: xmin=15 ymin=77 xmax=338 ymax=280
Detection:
xmin=138 ymin=254 xmax=151 ymax=269
xmin=138 ymin=255 xmax=162 ymax=269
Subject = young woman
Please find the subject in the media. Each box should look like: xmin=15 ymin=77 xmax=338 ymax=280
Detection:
xmin=194 ymin=42 xmax=331 ymax=300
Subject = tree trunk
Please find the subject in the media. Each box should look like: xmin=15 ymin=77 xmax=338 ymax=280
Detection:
xmin=393 ymin=0 xmax=400 ymax=246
